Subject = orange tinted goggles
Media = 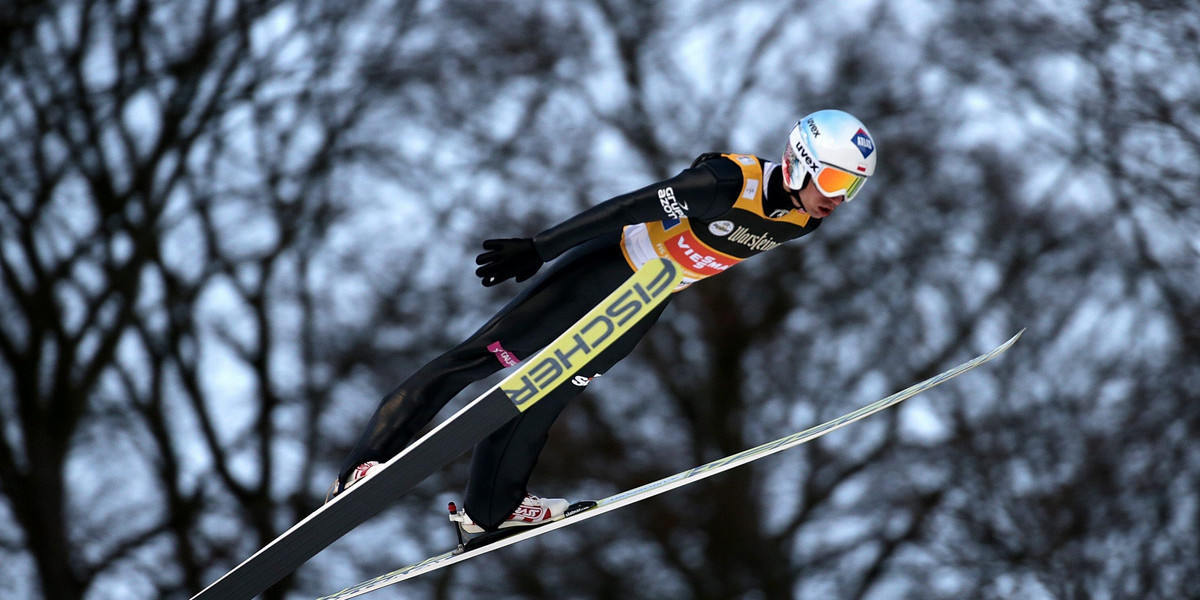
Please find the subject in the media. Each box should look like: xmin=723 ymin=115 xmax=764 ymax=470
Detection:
xmin=814 ymin=165 xmax=866 ymax=200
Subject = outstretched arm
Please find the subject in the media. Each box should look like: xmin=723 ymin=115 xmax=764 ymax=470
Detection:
xmin=475 ymin=158 xmax=743 ymax=286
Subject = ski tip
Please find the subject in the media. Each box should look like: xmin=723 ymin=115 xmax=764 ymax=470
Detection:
xmin=1006 ymin=328 xmax=1025 ymax=346
xmin=982 ymin=329 xmax=1024 ymax=357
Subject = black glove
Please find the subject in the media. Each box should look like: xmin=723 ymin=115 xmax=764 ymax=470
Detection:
xmin=475 ymin=238 xmax=544 ymax=287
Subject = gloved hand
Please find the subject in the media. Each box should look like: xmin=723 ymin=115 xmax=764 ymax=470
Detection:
xmin=474 ymin=238 xmax=544 ymax=287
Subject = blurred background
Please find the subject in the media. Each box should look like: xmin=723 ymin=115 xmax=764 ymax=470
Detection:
xmin=1 ymin=0 xmax=1198 ymax=598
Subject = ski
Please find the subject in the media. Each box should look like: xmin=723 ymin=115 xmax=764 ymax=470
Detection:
xmin=317 ymin=330 xmax=1023 ymax=600
xmin=191 ymin=258 xmax=682 ymax=600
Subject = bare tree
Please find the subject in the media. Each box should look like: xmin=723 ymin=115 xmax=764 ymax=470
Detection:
xmin=381 ymin=1 xmax=1200 ymax=599
xmin=0 ymin=0 xmax=604 ymax=598
xmin=0 ymin=0 xmax=451 ymax=598
xmin=4 ymin=1 xmax=1196 ymax=599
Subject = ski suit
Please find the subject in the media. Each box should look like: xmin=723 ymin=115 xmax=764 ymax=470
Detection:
xmin=340 ymin=153 xmax=823 ymax=530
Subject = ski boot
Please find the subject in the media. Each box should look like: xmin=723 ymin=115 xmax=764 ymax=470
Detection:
xmin=325 ymin=461 xmax=383 ymax=503
xmin=447 ymin=495 xmax=598 ymax=552
xmin=449 ymin=493 xmax=570 ymax=534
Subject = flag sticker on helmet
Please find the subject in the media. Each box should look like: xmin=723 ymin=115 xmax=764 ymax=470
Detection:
xmin=852 ymin=129 xmax=874 ymax=159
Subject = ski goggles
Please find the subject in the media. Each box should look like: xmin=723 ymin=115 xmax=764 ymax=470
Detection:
xmin=812 ymin=164 xmax=867 ymax=201
xmin=784 ymin=143 xmax=869 ymax=201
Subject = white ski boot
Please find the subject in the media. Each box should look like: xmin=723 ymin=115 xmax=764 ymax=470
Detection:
xmin=325 ymin=461 xmax=383 ymax=503
xmin=449 ymin=494 xmax=570 ymax=534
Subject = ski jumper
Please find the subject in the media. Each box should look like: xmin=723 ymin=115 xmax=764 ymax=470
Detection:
xmin=340 ymin=154 xmax=822 ymax=530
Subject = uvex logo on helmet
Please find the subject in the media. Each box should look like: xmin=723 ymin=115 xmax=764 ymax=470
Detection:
xmin=794 ymin=141 xmax=820 ymax=171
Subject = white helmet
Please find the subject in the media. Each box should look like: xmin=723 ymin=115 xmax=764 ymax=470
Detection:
xmin=782 ymin=109 xmax=877 ymax=201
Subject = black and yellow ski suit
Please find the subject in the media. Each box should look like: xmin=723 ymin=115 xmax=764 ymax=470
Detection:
xmin=340 ymin=153 xmax=822 ymax=530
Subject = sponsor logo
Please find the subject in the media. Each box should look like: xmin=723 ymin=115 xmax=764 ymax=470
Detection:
xmin=737 ymin=155 xmax=755 ymax=166
xmin=487 ymin=341 xmax=521 ymax=367
xmin=794 ymin=141 xmax=820 ymax=172
xmin=665 ymin=233 xmax=735 ymax=276
xmin=708 ymin=220 xmax=735 ymax=236
xmin=512 ymin=504 xmax=548 ymax=521
xmin=571 ymin=373 xmax=602 ymax=387
xmin=658 ymin=187 xmax=687 ymax=219
xmin=727 ymin=226 xmax=780 ymax=252
xmin=502 ymin=261 xmax=679 ymax=409
xmin=741 ymin=178 xmax=759 ymax=200
xmin=807 ymin=118 xmax=821 ymax=137
xmin=852 ymin=128 xmax=874 ymax=159
xmin=769 ymin=209 xmax=791 ymax=218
